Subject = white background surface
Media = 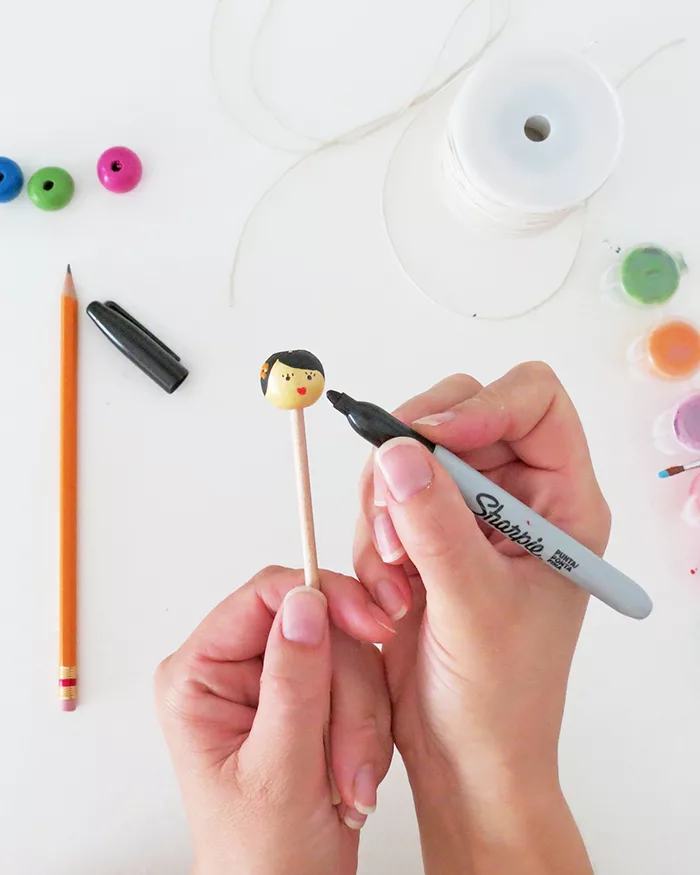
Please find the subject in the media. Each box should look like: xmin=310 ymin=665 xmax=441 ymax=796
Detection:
xmin=1 ymin=1 xmax=699 ymax=873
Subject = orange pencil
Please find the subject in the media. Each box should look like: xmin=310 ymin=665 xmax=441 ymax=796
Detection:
xmin=59 ymin=265 xmax=78 ymax=711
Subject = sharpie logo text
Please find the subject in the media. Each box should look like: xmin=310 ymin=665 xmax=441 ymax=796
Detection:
xmin=473 ymin=493 xmax=545 ymax=556
xmin=473 ymin=493 xmax=580 ymax=572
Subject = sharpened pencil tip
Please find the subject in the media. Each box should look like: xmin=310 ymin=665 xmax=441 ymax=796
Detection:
xmin=62 ymin=265 xmax=77 ymax=299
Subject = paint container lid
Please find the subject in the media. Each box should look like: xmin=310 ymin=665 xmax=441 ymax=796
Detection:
xmin=646 ymin=319 xmax=700 ymax=380
xmin=673 ymin=394 xmax=700 ymax=452
xmin=620 ymin=246 xmax=685 ymax=306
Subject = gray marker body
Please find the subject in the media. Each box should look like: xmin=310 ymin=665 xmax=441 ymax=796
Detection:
xmin=434 ymin=446 xmax=653 ymax=620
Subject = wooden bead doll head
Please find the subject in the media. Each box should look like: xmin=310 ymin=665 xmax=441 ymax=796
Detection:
xmin=260 ymin=349 xmax=325 ymax=410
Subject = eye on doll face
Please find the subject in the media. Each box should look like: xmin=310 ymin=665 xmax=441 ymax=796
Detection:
xmin=260 ymin=350 xmax=325 ymax=410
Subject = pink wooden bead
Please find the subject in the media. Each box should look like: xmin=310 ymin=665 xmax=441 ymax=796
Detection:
xmin=97 ymin=146 xmax=142 ymax=193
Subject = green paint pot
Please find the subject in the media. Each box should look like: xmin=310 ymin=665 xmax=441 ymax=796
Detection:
xmin=620 ymin=245 xmax=685 ymax=306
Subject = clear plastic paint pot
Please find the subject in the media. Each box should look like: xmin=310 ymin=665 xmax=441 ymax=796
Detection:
xmin=603 ymin=244 xmax=687 ymax=308
xmin=654 ymin=393 xmax=700 ymax=455
xmin=628 ymin=318 xmax=700 ymax=381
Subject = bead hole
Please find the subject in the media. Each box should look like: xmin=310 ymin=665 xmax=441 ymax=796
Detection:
xmin=111 ymin=160 xmax=123 ymax=173
xmin=43 ymin=180 xmax=54 ymax=191
xmin=0 ymin=173 xmax=4 ymax=183
xmin=524 ymin=115 xmax=551 ymax=142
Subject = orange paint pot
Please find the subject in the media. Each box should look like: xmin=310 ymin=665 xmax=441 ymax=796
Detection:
xmin=646 ymin=319 xmax=700 ymax=380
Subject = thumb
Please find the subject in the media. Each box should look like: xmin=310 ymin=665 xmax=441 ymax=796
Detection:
xmin=375 ymin=438 xmax=501 ymax=610
xmin=246 ymin=586 xmax=331 ymax=782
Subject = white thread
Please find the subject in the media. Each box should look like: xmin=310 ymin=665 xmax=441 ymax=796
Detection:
xmin=437 ymin=38 xmax=686 ymax=238
xmin=436 ymin=38 xmax=687 ymax=239
xmin=437 ymin=49 xmax=624 ymax=239
xmin=226 ymin=0 xmax=510 ymax=303
xmin=442 ymin=126 xmax=576 ymax=235
xmin=248 ymin=0 xmax=487 ymax=146
xmin=221 ymin=2 xmax=683 ymax=311
xmin=211 ymin=0 xmax=508 ymax=152
xmin=381 ymin=39 xmax=684 ymax=321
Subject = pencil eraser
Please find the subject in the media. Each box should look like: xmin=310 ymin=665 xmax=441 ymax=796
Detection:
xmin=260 ymin=350 xmax=325 ymax=410
xmin=60 ymin=699 xmax=77 ymax=712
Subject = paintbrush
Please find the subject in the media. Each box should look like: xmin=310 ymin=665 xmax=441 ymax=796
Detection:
xmin=658 ymin=459 xmax=700 ymax=479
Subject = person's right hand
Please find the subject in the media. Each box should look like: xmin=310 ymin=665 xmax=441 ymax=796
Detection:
xmin=354 ymin=364 xmax=609 ymax=873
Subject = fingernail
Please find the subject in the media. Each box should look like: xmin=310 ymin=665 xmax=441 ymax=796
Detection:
xmin=374 ymin=467 xmax=389 ymax=508
xmin=373 ymin=512 xmax=406 ymax=564
xmin=376 ymin=579 xmax=408 ymax=621
xmin=412 ymin=411 xmax=456 ymax=427
xmin=353 ymin=763 xmax=377 ymax=816
xmin=367 ymin=602 xmax=396 ymax=635
xmin=282 ymin=587 xmax=328 ymax=646
xmin=344 ymin=807 xmax=367 ymax=831
xmin=376 ymin=438 xmax=434 ymax=503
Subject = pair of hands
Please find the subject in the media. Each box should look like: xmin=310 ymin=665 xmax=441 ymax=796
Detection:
xmin=156 ymin=364 xmax=609 ymax=875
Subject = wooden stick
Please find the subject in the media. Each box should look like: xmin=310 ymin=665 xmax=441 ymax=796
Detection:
xmin=291 ymin=408 xmax=320 ymax=589
xmin=290 ymin=409 xmax=338 ymax=800
xmin=60 ymin=266 xmax=79 ymax=711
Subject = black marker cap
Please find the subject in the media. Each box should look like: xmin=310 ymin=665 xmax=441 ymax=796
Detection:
xmin=86 ymin=301 xmax=189 ymax=394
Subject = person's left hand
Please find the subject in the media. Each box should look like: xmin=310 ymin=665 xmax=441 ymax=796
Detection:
xmin=156 ymin=565 xmax=394 ymax=875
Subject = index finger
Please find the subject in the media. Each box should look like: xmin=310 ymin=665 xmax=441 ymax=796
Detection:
xmin=413 ymin=362 xmax=592 ymax=472
xmin=178 ymin=565 xmax=397 ymax=667
xmin=356 ymin=372 xmax=485 ymax=502
xmin=392 ymin=373 xmax=483 ymax=424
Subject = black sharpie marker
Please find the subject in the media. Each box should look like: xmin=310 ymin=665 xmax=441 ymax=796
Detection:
xmin=327 ymin=390 xmax=653 ymax=620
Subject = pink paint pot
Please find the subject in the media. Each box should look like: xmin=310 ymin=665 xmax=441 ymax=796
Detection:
xmin=674 ymin=394 xmax=700 ymax=452
xmin=654 ymin=392 xmax=700 ymax=455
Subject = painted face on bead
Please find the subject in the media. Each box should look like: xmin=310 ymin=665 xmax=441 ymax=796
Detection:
xmin=260 ymin=350 xmax=325 ymax=410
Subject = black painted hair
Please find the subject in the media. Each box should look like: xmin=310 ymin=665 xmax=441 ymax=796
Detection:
xmin=260 ymin=349 xmax=325 ymax=395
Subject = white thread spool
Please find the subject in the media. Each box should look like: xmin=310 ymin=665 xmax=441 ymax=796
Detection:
xmin=383 ymin=48 xmax=624 ymax=318
xmin=447 ymin=50 xmax=623 ymax=222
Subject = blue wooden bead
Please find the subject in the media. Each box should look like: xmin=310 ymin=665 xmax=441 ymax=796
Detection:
xmin=0 ymin=157 xmax=23 ymax=203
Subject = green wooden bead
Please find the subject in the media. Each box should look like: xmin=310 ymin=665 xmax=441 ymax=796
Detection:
xmin=620 ymin=246 xmax=682 ymax=306
xmin=28 ymin=167 xmax=75 ymax=211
